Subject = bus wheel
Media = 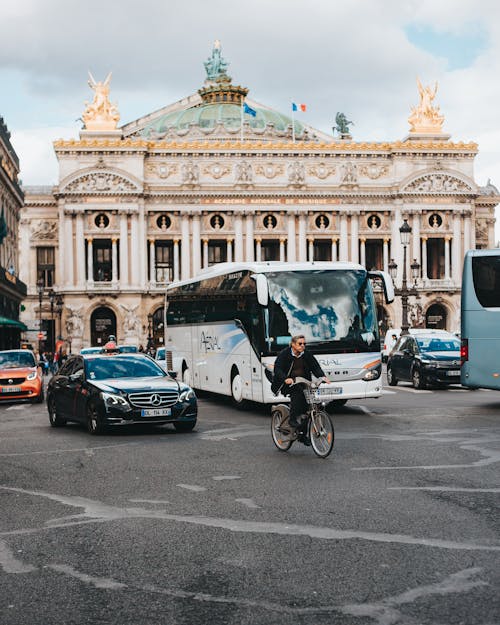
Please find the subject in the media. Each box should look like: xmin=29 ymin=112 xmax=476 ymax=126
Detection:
xmin=182 ymin=364 xmax=192 ymax=386
xmin=231 ymin=368 xmax=248 ymax=409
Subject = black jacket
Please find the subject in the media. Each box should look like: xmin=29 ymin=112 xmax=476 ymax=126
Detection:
xmin=271 ymin=347 xmax=325 ymax=395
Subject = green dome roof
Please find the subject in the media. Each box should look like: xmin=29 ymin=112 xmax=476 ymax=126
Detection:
xmin=140 ymin=102 xmax=304 ymax=137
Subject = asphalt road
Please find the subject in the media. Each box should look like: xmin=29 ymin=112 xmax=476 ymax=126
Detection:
xmin=0 ymin=377 xmax=499 ymax=625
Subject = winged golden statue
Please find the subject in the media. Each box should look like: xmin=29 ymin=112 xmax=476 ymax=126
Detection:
xmin=408 ymin=77 xmax=444 ymax=134
xmin=82 ymin=71 xmax=120 ymax=131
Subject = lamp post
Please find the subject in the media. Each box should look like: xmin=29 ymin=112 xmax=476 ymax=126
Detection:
xmin=55 ymin=295 xmax=63 ymax=343
xmin=48 ymin=290 xmax=55 ymax=355
xmin=147 ymin=313 xmax=154 ymax=353
xmin=36 ymin=279 xmax=44 ymax=355
xmin=388 ymin=220 xmax=420 ymax=336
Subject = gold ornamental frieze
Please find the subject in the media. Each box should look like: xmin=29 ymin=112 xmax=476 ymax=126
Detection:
xmin=254 ymin=163 xmax=284 ymax=179
xmin=307 ymin=163 xmax=336 ymax=179
xmin=202 ymin=162 xmax=232 ymax=179
xmin=359 ymin=163 xmax=389 ymax=179
xmin=146 ymin=162 xmax=178 ymax=179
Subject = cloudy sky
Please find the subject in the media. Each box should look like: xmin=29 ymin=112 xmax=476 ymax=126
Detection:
xmin=1 ymin=0 xmax=499 ymax=241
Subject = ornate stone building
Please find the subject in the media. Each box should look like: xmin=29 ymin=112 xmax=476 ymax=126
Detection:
xmin=0 ymin=117 xmax=27 ymax=349
xmin=20 ymin=43 xmax=499 ymax=352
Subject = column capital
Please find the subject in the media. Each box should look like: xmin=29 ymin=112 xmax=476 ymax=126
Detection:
xmin=87 ymin=237 xmax=93 ymax=243
xmin=112 ymin=237 xmax=118 ymax=244
xmin=173 ymin=238 xmax=180 ymax=245
xmin=149 ymin=238 xmax=155 ymax=245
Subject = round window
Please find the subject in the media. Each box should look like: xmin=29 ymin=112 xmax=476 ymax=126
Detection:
xmin=95 ymin=213 xmax=109 ymax=228
xmin=156 ymin=215 xmax=172 ymax=230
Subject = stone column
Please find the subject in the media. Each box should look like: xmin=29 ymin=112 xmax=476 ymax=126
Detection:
xmin=298 ymin=214 xmax=307 ymax=261
xmin=245 ymin=214 xmax=254 ymax=261
xmin=331 ymin=238 xmax=338 ymax=262
xmin=444 ymin=236 xmax=451 ymax=280
xmin=202 ymin=239 xmax=209 ymax=268
xmin=308 ymin=238 xmax=314 ymax=262
xmin=464 ymin=213 xmax=472 ymax=254
xmin=130 ymin=213 xmax=139 ymax=286
xmin=64 ymin=215 xmax=74 ymax=286
xmin=255 ymin=237 xmax=262 ymax=262
xmin=112 ymin=237 xmax=118 ymax=284
xmin=421 ymin=237 xmax=428 ymax=281
xmin=287 ymin=213 xmax=296 ymax=262
xmin=234 ymin=214 xmax=243 ymax=262
xmin=350 ymin=214 xmax=359 ymax=263
xmin=391 ymin=205 xmax=403 ymax=282
xmin=360 ymin=237 xmax=366 ymax=267
xmin=173 ymin=239 xmax=180 ymax=281
xmin=138 ymin=203 xmax=147 ymax=287
xmin=181 ymin=215 xmax=190 ymax=279
xmin=120 ymin=213 xmax=128 ymax=286
xmin=227 ymin=238 xmax=233 ymax=263
xmin=86 ymin=237 xmax=93 ymax=285
xmin=339 ymin=213 xmax=348 ymax=261
xmin=58 ymin=203 xmax=65 ymax=287
xmin=191 ymin=214 xmax=201 ymax=276
xmin=75 ymin=211 xmax=85 ymax=287
xmin=412 ymin=213 xmax=421 ymax=265
xmin=279 ymin=238 xmax=286 ymax=262
xmin=452 ymin=214 xmax=461 ymax=284
xmin=383 ymin=238 xmax=389 ymax=273
xmin=149 ymin=239 xmax=155 ymax=284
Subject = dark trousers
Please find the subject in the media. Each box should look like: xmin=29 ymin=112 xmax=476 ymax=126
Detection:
xmin=288 ymin=385 xmax=308 ymax=425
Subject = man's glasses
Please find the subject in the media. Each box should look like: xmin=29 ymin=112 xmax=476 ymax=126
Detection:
xmin=296 ymin=341 xmax=306 ymax=346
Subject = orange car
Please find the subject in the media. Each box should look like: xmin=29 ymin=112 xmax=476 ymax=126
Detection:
xmin=0 ymin=349 xmax=44 ymax=403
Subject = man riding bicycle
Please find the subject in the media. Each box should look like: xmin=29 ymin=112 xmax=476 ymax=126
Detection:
xmin=271 ymin=335 xmax=330 ymax=429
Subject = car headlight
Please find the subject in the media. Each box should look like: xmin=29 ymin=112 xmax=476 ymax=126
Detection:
xmin=421 ymin=360 xmax=437 ymax=368
xmin=363 ymin=364 xmax=381 ymax=381
xmin=101 ymin=391 xmax=130 ymax=409
xmin=27 ymin=371 xmax=38 ymax=381
xmin=179 ymin=388 xmax=196 ymax=402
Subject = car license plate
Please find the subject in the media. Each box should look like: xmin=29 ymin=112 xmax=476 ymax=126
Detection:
xmin=1 ymin=386 xmax=21 ymax=393
xmin=140 ymin=407 xmax=171 ymax=417
xmin=446 ymin=370 xmax=460 ymax=376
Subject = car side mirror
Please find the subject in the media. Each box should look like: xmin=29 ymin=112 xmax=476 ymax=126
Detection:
xmin=69 ymin=370 xmax=84 ymax=382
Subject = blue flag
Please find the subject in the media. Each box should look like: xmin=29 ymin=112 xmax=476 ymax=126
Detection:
xmin=292 ymin=102 xmax=298 ymax=112
xmin=243 ymin=102 xmax=257 ymax=117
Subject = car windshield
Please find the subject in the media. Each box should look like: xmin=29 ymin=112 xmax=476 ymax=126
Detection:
xmin=0 ymin=351 xmax=36 ymax=368
xmin=86 ymin=355 xmax=166 ymax=380
xmin=417 ymin=337 xmax=460 ymax=352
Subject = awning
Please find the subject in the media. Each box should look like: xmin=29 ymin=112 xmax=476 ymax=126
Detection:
xmin=0 ymin=316 xmax=28 ymax=330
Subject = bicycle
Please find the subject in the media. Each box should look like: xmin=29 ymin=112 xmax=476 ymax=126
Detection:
xmin=271 ymin=377 xmax=335 ymax=458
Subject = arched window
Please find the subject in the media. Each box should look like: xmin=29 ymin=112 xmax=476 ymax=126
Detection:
xmin=425 ymin=303 xmax=447 ymax=330
xmin=91 ymin=307 xmax=117 ymax=346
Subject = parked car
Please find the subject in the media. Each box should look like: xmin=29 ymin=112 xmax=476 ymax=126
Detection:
xmin=387 ymin=332 xmax=461 ymax=389
xmin=118 ymin=345 xmax=138 ymax=353
xmin=381 ymin=328 xmax=450 ymax=362
xmin=80 ymin=347 xmax=103 ymax=355
xmin=46 ymin=352 xmax=197 ymax=434
xmin=0 ymin=349 xmax=44 ymax=403
xmin=154 ymin=346 xmax=182 ymax=377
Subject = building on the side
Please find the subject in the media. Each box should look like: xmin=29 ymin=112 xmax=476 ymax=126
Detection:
xmin=20 ymin=43 xmax=499 ymax=352
xmin=0 ymin=117 xmax=27 ymax=349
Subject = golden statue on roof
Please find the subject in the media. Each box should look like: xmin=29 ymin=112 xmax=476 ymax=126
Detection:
xmin=82 ymin=72 xmax=120 ymax=131
xmin=408 ymin=78 xmax=445 ymax=134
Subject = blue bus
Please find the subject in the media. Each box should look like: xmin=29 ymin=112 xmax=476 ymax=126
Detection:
xmin=461 ymin=249 xmax=500 ymax=390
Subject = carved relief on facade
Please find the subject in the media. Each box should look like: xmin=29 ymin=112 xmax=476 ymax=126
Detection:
xmin=359 ymin=163 xmax=389 ymax=180
xmin=145 ymin=161 xmax=178 ymax=179
xmin=307 ymin=163 xmax=335 ymax=179
xmin=234 ymin=160 xmax=253 ymax=184
xmin=203 ymin=162 xmax=231 ymax=179
xmin=475 ymin=219 xmax=488 ymax=240
xmin=63 ymin=172 xmax=138 ymax=194
xmin=403 ymin=174 xmax=472 ymax=194
xmin=181 ymin=161 xmax=199 ymax=186
xmin=254 ymin=162 xmax=284 ymax=179
xmin=30 ymin=220 xmax=57 ymax=240
xmin=287 ymin=161 xmax=306 ymax=187
xmin=340 ymin=161 xmax=358 ymax=185
xmin=65 ymin=305 xmax=84 ymax=338
xmin=120 ymin=303 xmax=141 ymax=337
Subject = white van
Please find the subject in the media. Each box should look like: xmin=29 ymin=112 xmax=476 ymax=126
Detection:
xmin=382 ymin=328 xmax=449 ymax=362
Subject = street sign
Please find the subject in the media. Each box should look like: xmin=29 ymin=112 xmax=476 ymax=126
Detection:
xmin=37 ymin=331 xmax=47 ymax=340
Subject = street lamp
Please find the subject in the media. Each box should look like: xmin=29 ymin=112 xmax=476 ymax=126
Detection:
xmin=55 ymin=295 xmax=63 ymax=344
xmin=388 ymin=220 xmax=421 ymax=336
xmin=147 ymin=313 xmax=154 ymax=353
xmin=37 ymin=279 xmax=44 ymax=355
xmin=48 ymin=290 xmax=55 ymax=354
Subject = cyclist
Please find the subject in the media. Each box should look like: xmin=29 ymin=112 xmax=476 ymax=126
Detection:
xmin=271 ymin=334 xmax=330 ymax=429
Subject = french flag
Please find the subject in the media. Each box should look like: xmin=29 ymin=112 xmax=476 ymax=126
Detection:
xmin=292 ymin=102 xmax=307 ymax=112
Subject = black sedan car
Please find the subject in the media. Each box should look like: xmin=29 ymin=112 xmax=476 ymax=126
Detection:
xmin=47 ymin=353 xmax=197 ymax=434
xmin=387 ymin=332 xmax=461 ymax=389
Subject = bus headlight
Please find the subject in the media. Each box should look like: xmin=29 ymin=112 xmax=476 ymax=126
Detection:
xmin=363 ymin=364 xmax=381 ymax=381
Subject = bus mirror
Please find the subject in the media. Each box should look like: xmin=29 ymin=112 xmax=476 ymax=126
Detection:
xmin=368 ymin=270 xmax=395 ymax=304
xmin=252 ymin=274 xmax=269 ymax=306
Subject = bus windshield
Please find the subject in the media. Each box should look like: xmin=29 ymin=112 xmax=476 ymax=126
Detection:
xmin=266 ymin=269 xmax=378 ymax=353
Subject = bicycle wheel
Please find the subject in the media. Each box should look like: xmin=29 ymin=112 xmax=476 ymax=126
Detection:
xmin=271 ymin=409 xmax=294 ymax=451
xmin=309 ymin=409 xmax=334 ymax=458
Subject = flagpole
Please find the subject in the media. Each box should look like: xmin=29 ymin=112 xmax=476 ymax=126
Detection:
xmin=291 ymin=99 xmax=296 ymax=143
xmin=240 ymin=99 xmax=244 ymax=143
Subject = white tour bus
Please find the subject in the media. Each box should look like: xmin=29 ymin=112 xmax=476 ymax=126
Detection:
xmin=164 ymin=262 xmax=394 ymax=406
